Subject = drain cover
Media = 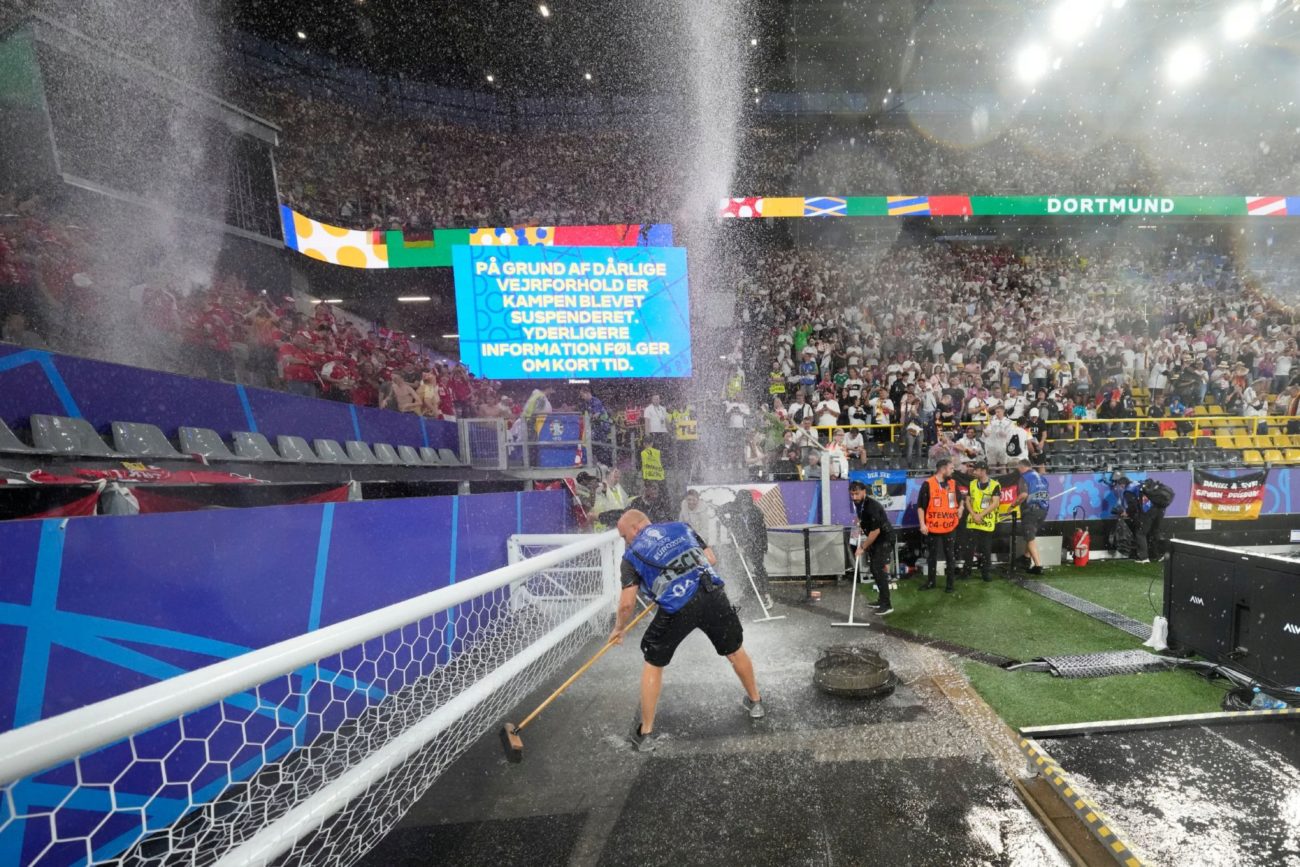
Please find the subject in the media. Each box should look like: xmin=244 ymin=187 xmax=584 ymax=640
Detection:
xmin=814 ymin=645 xmax=898 ymax=698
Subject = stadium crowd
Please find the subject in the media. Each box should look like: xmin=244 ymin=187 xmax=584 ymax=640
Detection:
xmin=0 ymin=194 xmax=514 ymax=420
xmin=725 ymin=241 xmax=1300 ymax=477
xmin=252 ymin=77 xmax=1300 ymax=232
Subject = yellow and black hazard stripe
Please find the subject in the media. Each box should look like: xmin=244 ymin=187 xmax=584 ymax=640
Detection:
xmin=1018 ymin=737 xmax=1145 ymax=867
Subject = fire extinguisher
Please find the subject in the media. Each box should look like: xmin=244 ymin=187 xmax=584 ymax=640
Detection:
xmin=1070 ymin=507 xmax=1090 ymax=567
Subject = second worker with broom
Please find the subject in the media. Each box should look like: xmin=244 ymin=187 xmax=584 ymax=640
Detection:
xmin=612 ymin=509 xmax=766 ymax=752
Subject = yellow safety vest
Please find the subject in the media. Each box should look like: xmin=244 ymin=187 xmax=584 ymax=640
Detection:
xmin=769 ymin=373 xmax=786 ymax=395
xmin=641 ymin=446 xmax=665 ymax=481
xmin=966 ymin=479 xmax=1001 ymax=532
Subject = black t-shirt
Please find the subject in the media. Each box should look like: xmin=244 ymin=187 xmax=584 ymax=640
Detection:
xmin=620 ymin=526 xmax=710 ymax=588
xmin=852 ymin=496 xmax=894 ymax=541
xmin=1026 ymin=418 xmax=1046 ymax=441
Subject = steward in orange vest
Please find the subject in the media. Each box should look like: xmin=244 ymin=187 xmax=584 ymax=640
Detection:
xmin=917 ymin=458 xmax=964 ymax=593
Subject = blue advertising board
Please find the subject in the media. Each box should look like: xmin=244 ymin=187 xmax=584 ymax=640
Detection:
xmin=453 ymin=245 xmax=692 ymax=379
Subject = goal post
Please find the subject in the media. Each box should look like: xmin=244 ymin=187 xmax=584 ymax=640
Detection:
xmin=0 ymin=530 xmax=621 ymax=866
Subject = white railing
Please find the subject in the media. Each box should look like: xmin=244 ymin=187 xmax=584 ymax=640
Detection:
xmin=0 ymin=530 xmax=621 ymax=866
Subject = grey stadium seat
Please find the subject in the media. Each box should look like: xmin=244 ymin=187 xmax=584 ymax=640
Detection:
xmin=396 ymin=445 xmax=423 ymax=466
xmin=437 ymin=448 xmax=463 ymax=467
xmin=276 ymin=435 xmax=320 ymax=463
xmin=311 ymin=439 xmax=349 ymax=463
xmin=371 ymin=443 xmax=400 ymax=465
xmin=179 ymin=427 xmax=238 ymax=461
xmin=112 ymin=422 xmax=183 ymax=459
xmin=419 ymin=447 xmax=444 ymax=466
xmin=344 ymin=440 xmax=379 ymax=464
xmin=31 ymin=414 xmax=122 ymax=457
xmin=0 ymin=418 xmax=47 ymax=453
xmin=233 ymin=431 xmax=281 ymax=461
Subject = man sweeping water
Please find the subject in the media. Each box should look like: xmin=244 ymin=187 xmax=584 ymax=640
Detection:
xmin=612 ymin=510 xmax=765 ymax=752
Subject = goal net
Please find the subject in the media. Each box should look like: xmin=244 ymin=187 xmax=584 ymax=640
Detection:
xmin=0 ymin=531 xmax=621 ymax=867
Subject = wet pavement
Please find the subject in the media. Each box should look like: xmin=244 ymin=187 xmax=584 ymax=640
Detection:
xmin=1041 ymin=720 xmax=1300 ymax=867
xmin=359 ymin=584 xmax=1067 ymax=866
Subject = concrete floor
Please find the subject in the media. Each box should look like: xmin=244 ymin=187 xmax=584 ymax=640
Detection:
xmin=1042 ymin=720 xmax=1300 ymax=867
xmin=359 ymin=583 xmax=1067 ymax=867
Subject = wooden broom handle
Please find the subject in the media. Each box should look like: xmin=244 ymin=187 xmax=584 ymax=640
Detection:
xmin=516 ymin=602 xmax=656 ymax=732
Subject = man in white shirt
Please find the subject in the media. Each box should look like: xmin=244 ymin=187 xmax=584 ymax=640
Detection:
xmin=792 ymin=416 xmax=821 ymax=451
xmin=678 ymin=489 xmax=718 ymax=546
xmin=643 ymin=394 xmax=670 ymax=450
xmin=815 ymin=393 xmax=841 ymax=428
xmin=955 ymin=426 xmax=986 ymax=471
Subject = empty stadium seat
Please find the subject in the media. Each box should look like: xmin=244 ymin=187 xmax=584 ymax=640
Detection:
xmin=112 ymin=422 xmax=183 ymax=459
xmin=178 ymin=427 xmax=238 ymax=461
xmin=396 ymin=445 xmax=423 ymax=466
xmin=437 ymin=448 xmax=463 ymax=467
xmin=233 ymin=431 xmax=281 ymax=461
xmin=1263 ymin=449 xmax=1284 ymax=464
xmin=0 ymin=418 xmax=47 ymax=453
xmin=344 ymin=440 xmax=379 ymax=464
xmin=1285 ymin=449 xmax=1300 ymax=465
xmin=276 ymin=435 xmax=320 ymax=463
xmin=1243 ymin=449 xmax=1265 ymax=465
xmin=372 ymin=443 xmax=401 ymax=464
xmin=420 ymin=447 xmax=444 ymax=466
xmin=312 ymin=439 xmax=349 ymax=463
xmin=31 ymin=414 xmax=122 ymax=457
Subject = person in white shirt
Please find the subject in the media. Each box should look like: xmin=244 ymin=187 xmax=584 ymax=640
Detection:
xmin=1004 ymin=388 xmax=1027 ymax=421
xmin=983 ymin=404 xmax=1018 ymax=468
xmin=815 ymin=393 xmax=841 ymax=428
xmin=825 ymin=429 xmax=850 ymax=478
xmin=792 ymin=416 xmax=821 ymax=451
xmin=678 ymin=489 xmax=718 ymax=546
xmin=786 ymin=391 xmax=813 ymax=425
xmin=955 ymin=426 xmax=986 ymax=471
xmin=724 ymin=399 xmax=751 ymax=467
xmin=643 ymin=394 xmax=670 ymax=451
xmin=842 ymin=428 xmax=867 ymax=466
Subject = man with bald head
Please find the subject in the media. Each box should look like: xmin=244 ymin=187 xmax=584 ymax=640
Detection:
xmin=612 ymin=510 xmax=765 ymax=751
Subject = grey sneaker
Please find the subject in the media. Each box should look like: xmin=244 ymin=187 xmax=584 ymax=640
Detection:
xmin=629 ymin=721 xmax=658 ymax=752
xmin=743 ymin=695 xmax=766 ymax=719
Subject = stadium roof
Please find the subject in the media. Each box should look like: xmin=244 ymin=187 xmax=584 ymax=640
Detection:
xmin=229 ymin=0 xmax=1300 ymax=98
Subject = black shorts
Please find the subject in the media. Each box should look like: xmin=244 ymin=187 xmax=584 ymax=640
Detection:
xmin=1020 ymin=508 xmax=1047 ymax=540
xmin=640 ymin=588 xmax=743 ymax=667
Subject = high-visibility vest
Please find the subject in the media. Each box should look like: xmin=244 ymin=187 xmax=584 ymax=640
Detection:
xmin=641 ymin=446 xmax=665 ymax=481
xmin=769 ymin=372 xmax=786 ymax=395
xmin=966 ymin=479 xmax=1001 ymax=532
xmin=923 ymin=476 xmax=961 ymax=534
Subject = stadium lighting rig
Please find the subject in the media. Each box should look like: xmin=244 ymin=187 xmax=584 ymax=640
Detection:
xmin=1165 ymin=41 xmax=1207 ymax=85
xmin=1014 ymin=43 xmax=1051 ymax=84
xmin=1222 ymin=3 xmax=1259 ymax=40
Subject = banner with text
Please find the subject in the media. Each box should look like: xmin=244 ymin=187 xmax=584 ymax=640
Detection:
xmin=454 ymin=245 xmax=692 ymax=379
xmin=1189 ymin=467 xmax=1268 ymax=521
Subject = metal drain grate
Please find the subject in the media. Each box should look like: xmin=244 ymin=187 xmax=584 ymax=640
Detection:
xmin=1016 ymin=579 xmax=1153 ymax=641
xmin=1037 ymin=649 xmax=1175 ymax=679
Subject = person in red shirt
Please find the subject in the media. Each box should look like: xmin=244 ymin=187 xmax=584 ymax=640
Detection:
xmin=278 ymin=332 xmax=320 ymax=397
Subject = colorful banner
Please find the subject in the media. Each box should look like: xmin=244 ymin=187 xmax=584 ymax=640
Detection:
xmin=1189 ymin=468 xmax=1268 ymax=521
xmin=849 ymin=469 xmax=907 ymax=510
xmin=717 ymin=196 xmax=1300 ymax=220
xmin=279 ymin=206 xmax=673 ymax=269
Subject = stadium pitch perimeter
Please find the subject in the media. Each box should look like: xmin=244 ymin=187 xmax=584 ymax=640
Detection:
xmin=355 ymin=560 xmax=1300 ymax=866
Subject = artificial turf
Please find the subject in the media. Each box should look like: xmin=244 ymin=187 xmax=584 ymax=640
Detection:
xmin=859 ymin=560 xmax=1226 ymax=729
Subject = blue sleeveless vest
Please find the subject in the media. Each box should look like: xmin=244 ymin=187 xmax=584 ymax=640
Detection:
xmin=624 ymin=522 xmax=722 ymax=613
